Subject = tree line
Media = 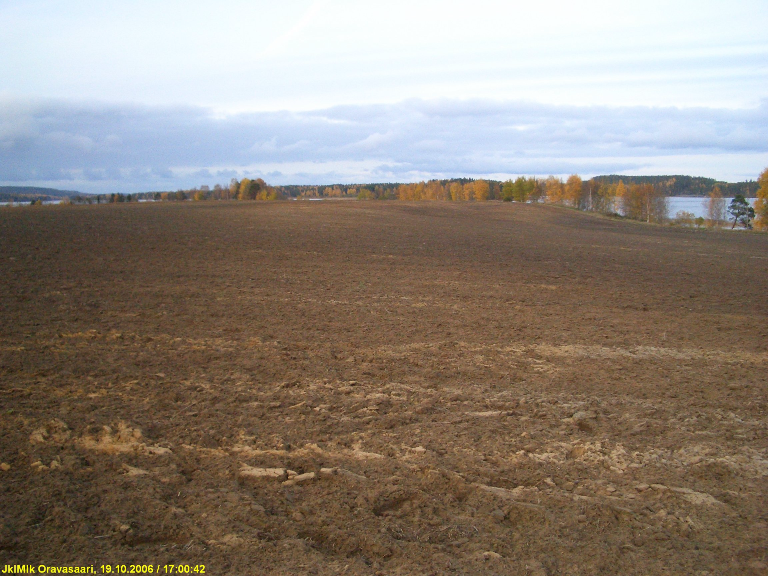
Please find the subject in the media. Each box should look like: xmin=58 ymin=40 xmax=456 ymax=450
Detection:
xmin=370 ymin=175 xmax=669 ymax=223
xmin=70 ymin=178 xmax=281 ymax=204
xmin=55 ymin=169 xmax=768 ymax=230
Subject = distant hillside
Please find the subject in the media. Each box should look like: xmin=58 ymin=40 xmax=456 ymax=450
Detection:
xmin=592 ymin=175 xmax=757 ymax=197
xmin=0 ymin=186 xmax=83 ymax=202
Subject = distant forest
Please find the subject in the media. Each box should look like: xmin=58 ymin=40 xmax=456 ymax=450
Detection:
xmin=592 ymin=175 xmax=757 ymax=197
xmin=278 ymin=175 xmax=758 ymax=199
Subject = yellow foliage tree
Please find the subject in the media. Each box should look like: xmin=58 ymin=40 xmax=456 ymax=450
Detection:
xmin=544 ymin=177 xmax=564 ymax=204
xmin=238 ymin=178 xmax=252 ymax=200
xmin=614 ymin=181 xmax=627 ymax=213
xmin=565 ymin=175 xmax=583 ymax=207
xmin=755 ymin=167 xmax=768 ymax=230
xmin=396 ymin=183 xmax=427 ymax=201
xmin=621 ymin=183 xmax=667 ymax=223
xmin=473 ymin=180 xmax=489 ymax=201
xmin=426 ymin=180 xmax=446 ymax=200
xmin=449 ymin=182 xmax=462 ymax=201
xmin=621 ymin=184 xmax=641 ymax=220
xmin=462 ymin=183 xmax=474 ymax=201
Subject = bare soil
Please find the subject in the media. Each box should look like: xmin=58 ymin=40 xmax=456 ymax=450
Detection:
xmin=1 ymin=201 xmax=767 ymax=575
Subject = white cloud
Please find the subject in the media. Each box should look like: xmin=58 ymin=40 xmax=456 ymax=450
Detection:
xmin=42 ymin=132 xmax=95 ymax=152
xmin=1 ymin=97 xmax=766 ymax=193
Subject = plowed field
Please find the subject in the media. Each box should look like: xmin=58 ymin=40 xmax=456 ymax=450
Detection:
xmin=1 ymin=201 xmax=766 ymax=575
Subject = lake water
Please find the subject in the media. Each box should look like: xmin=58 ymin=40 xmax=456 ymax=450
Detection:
xmin=668 ymin=196 xmax=757 ymax=220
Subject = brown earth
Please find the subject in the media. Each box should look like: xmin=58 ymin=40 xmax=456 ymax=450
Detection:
xmin=0 ymin=201 xmax=766 ymax=575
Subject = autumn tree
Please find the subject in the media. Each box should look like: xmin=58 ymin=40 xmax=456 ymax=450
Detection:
xmin=510 ymin=178 xmax=524 ymax=202
xmin=755 ymin=167 xmax=768 ymax=230
xmin=544 ymin=176 xmax=564 ymax=204
xmin=585 ymin=179 xmax=616 ymax=214
xmin=426 ymin=180 xmax=446 ymax=200
xmin=621 ymin=183 xmax=667 ymax=223
xmin=705 ymin=185 xmax=726 ymax=227
xmin=564 ymin=175 xmax=583 ymax=208
xmin=621 ymin=184 xmax=642 ymax=219
xmin=238 ymin=178 xmax=267 ymax=200
xmin=530 ymin=179 xmax=544 ymax=203
xmin=614 ymin=181 xmax=627 ymax=214
xmin=237 ymin=178 xmax=252 ymax=200
xmin=396 ymin=182 xmax=424 ymax=201
xmin=501 ymin=180 xmax=514 ymax=201
xmin=448 ymin=182 xmax=462 ymax=202
xmin=515 ymin=177 xmax=537 ymax=202
xmin=323 ymin=185 xmax=343 ymax=197
xmin=473 ymin=180 xmax=489 ymax=201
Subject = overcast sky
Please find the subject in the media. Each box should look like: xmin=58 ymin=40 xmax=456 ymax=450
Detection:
xmin=1 ymin=0 xmax=767 ymax=192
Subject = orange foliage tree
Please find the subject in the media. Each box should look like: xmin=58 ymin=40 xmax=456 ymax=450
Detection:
xmin=544 ymin=177 xmax=564 ymax=204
